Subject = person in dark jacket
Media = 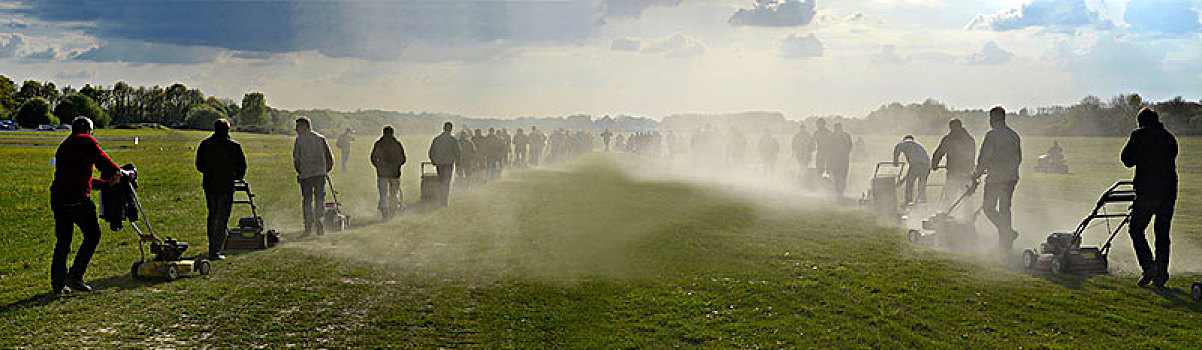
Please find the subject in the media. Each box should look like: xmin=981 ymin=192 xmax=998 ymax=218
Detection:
xmin=812 ymin=119 xmax=832 ymax=177
xmin=336 ymin=128 xmax=354 ymax=172
xmin=791 ymin=124 xmax=813 ymax=177
xmin=974 ymin=106 xmax=1022 ymax=253
xmin=828 ymin=123 xmax=853 ymax=198
xmin=931 ymin=119 xmax=976 ymax=215
xmin=50 ymin=116 xmax=132 ymax=293
xmin=1121 ymin=108 xmax=1178 ymax=287
xmin=370 ymin=126 xmax=406 ymax=218
xmin=428 ymin=122 xmax=461 ymax=206
xmin=893 ymin=135 xmax=931 ymax=206
xmin=195 ymin=119 xmax=247 ymax=260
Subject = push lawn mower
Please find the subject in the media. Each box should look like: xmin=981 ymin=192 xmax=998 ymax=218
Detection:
xmin=323 ymin=175 xmax=351 ymax=232
xmin=1021 ymin=181 xmax=1134 ymax=274
xmin=907 ymin=178 xmax=980 ymax=249
xmin=859 ymin=161 xmax=907 ymax=224
xmin=126 ymin=176 xmax=210 ymax=281
xmin=419 ymin=162 xmax=443 ymax=206
xmin=224 ymin=180 xmax=280 ymax=250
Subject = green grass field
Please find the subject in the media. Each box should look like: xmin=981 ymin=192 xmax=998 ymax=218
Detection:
xmin=1 ymin=129 xmax=1199 ymax=348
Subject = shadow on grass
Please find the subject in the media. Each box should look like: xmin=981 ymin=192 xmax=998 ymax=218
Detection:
xmin=0 ymin=273 xmax=171 ymax=314
xmin=1151 ymin=287 xmax=1202 ymax=312
xmin=1025 ymin=270 xmax=1095 ymax=289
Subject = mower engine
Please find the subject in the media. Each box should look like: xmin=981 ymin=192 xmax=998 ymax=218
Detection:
xmin=151 ymin=238 xmax=189 ymax=261
xmin=909 ymin=212 xmax=976 ymax=248
xmin=1023 ymin=232 xmax=1107 ymax=274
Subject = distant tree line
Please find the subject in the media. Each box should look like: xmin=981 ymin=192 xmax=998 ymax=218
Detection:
xmin=859 ymin=94 xmax=1202 ymax=137
xmin=0 ymin=74 xmax=268 ymax=130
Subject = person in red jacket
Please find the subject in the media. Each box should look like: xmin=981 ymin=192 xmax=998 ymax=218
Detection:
xmin=49 ymin=117 xmax=131 ymax=294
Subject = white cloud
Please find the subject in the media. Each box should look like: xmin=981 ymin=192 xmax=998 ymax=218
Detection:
xmin=729 ymin=0 xmax=818 ymax=27
xmin=642 ymin=33 xmax=707 ymax=58
xmin=966 ymin=0 xmax=1112 ymax=32
xmin=964 ymin=41 xmax=1014 ymax=65
xmin=873 ymin=45 xmax=907 ymax=63
xmin=779 ymin=33 xmax=823 ymax=59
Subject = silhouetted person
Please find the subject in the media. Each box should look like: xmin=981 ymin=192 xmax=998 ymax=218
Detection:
xmin=499 ymin=128 xmax=512 ymax=166
xmin=1047 ymin=140 xmax=1064 ymax=160
xmin=792 ymin=124 xmax=813 ymax=175
xmin=813 ymin=119 xmax=832 ymax=177
xmin=974 ymin=106 xmax=1022 ymax=253
xmin=529 ymin=126 xmax=546 ymax=166
xmin=893 ymin=135 xmax=931 ymax=205
xmin=293 ymin=117 xmax=334 ymax=236
xmin=428 ymin=122 xmax=461 ymax=206
xmin=50 ymin=117 xmax=131 ymax=293
xmin=195 ymin=118 xmax=246 ymax=260
xmin=456 ymin=130 xmax=477 ymax=183
xmin=758 ymin=130 xmax=780 ymax=174
xmin=601 ymin=129 xmax=613 ymax=152
xmin=513 ymin=128 xmax=529 ymax=167
xmin=370 ymin=126 xmax=406 ymax=218
xmin=931 ymin=119 xmax=976 ymax=214
xmin=336 ymin=128 xmax=354 ymax=172
xmin=1121 ymin=108 xmax=1177 ymax=287
xmin=828 ymin=123 xmax=853 ymax=197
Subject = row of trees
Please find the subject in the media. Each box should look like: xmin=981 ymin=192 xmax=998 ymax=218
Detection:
xmin=0 ymin=74 xmax=268 ymax=130
xmin=860 ymin=94 xmax=1202 ymax=137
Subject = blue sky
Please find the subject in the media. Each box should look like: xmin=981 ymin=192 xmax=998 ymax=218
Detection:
xmin=0 ymin=0 xmax=1199 ymax=119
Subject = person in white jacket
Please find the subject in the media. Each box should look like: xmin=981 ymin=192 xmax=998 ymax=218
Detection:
xmin=293 ymin=117 xmax=334 ymax=236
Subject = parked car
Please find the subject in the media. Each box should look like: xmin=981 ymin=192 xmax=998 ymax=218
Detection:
xmin=56 ymin=124 xmax=70 ymax=130
xmin=0 ymin=120 xmax=15 ymax=130
xmin=37 ymin=124 xmax=56 ymax=131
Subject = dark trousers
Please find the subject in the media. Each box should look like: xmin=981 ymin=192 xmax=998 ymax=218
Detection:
xmin=340 ymin=148 xmax=350 ymax=171
xmin=982 ymin=180 xmax=1017 ymax=249
xmin=1129 ymin=196 xmax=1174 ymax=277
xmin=530 ymin=147 xmax=542 ymax=166
xmin=436 ymin=164 xmax=454 ymax=206
xmin=299 ymin=176 xmax=326 ymax=230
xmin=51 ymin=196 xmax=102 ymax=285
xmin=829 ymin=159 xmax=849 ymax=197
xmin=901 ymin=165 xmax=931 ymax=204
xmin=205 ymin=190 xmax=233 ymax=255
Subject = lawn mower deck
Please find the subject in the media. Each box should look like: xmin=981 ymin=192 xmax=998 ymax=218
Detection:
xmin=225 ymin=180 xmax=280 ymax=250
xmin=1022 ymin=181 xmax=1134 ymax=274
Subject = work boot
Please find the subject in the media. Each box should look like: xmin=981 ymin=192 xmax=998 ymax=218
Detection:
xmin=208 ymin=253 xmax=226 ymax=261
xmin=1137 ymin=263 xmax=1159 ymax=286
xmin=1152 ymin=271 xmax=1169 ymax=288
xmin=52 ymin=283 xmax=71 ymax=295
xmin=65 ymin=278 xmax=93 ymax=293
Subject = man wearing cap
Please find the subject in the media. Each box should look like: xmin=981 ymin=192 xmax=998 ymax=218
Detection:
xmin=50 ymin=116 xmax=132 ymax=293
xmin=893 ymin=134 xmax=931 ymax=206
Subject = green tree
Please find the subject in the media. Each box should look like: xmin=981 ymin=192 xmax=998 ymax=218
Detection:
xmin=0 ymin=74 xmax=16 ymax=112
xmin=238 ymin=92 xmax=267 ymax=127
xmin=15 ymin=97 xmax=59 ymax=128
xmin=185 ymin=104 xmax=226 ymax=130
xmin=54 ymin=94 xmax=110 ymax=128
